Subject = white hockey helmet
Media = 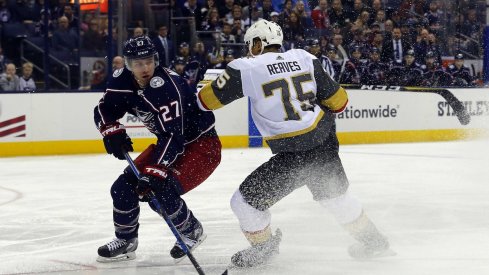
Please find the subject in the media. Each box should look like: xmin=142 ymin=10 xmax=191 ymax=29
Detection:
xmin=244 ymin=19 xmax=283 ymax=56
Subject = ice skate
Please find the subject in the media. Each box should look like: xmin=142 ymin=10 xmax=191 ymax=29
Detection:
xmin=171 ymin=220 xmax=207 ymax=262
xmin=348 ymin=235 xmax=395 ymax=259
xmin=96 ymin=237 xmax=138 ymax=263
xmin=231 ymin=228 xmax=282 ymax=268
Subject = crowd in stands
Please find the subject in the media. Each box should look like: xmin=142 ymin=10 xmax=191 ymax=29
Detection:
xmin=0 ymin=0 xmax=485 ymax=91
xmin=165 ymin=0 xmax=484 ymax=88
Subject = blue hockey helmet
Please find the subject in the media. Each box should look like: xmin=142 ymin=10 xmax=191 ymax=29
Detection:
xmin=123 ymin=36 xmax=159 ymax=70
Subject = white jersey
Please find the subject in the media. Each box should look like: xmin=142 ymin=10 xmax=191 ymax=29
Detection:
xmin=235 ymin=49 xmax=324 ymax=139
xmin=198 ymin=49 xmax=348 ymax=153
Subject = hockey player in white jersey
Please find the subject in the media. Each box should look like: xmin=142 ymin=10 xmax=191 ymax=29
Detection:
xmin=197 ymin=19 xmax=392 ymax=267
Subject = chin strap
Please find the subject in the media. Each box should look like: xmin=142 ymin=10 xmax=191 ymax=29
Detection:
xmin=248 ymin=39 xmax=265 ymax=57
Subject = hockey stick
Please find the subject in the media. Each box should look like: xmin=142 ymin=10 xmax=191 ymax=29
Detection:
xmin=123 ymin=152 xmax=212 ymax=275
xmin=341 ymin=84 xmax=471 ymax=125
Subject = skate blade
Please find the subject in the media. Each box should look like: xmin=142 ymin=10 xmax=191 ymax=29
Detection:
xmin=352 ymin=248 xmax=397 ymax=260
xmin=96 ymin=251 xmax=136 ymax=263
xmin=173 ymin=233 xmax=207 ymax=264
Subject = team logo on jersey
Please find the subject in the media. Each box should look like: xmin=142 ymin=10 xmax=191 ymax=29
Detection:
xmin=113 ymin=68 xmax=123 ymax=77
xmin=150 ymin=77 xmax=165 ymax=88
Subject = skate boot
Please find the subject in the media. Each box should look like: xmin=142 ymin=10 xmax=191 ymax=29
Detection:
xmin=348 ymin=234 xmax=393 ymax=259
xmin=231 ymin=228 xmax=282 ymax=268
xmin=170 ymin=219 xmax=207 ymax=261
xmin=96 ymin=237 xmax=138 ymax=262
xmin=345 ymin=212 xmax=395 ymax=259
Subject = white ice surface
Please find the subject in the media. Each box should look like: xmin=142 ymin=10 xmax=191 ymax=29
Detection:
xmin=1 ymin=140 xmax=489 ymax=275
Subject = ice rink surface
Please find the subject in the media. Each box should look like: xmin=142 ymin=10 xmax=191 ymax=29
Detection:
xmin=1 ymin=140 xmax=489 ymax=275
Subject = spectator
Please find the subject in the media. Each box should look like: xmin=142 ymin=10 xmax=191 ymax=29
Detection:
xmin=361 ymin=47 xmax=388 ymax=85
xmin=132 ymin=27 xmax=144 ymax=38
xmin=352 ymin=10 xmax=370 ymax=34
xmin=52 ymin=16 xmax=79 ymax=54
xmin=82 ymin=19 xmax=105 ymax=54
xmin=201 ymin=7 xmax=220 ymax=37
xmin=9 ymin=0 xmax=34 ymax=23
xmin=279 ymin=0 xmax=293 ymax=26
xmin=390 ymin=49 xmax=423 ymax=86
xmin=112 ymin=56 xmax=124 ymax=70
xmin=0 ymin=0 xmax=11 ymax=23
xmin=231 ymin=18 xmax=244 ymax=42
xmin=389 ymin=10 xmax=402 ymax=28
xmin=461 ymin=9 xmax=481 ymax=39
xmin=307 ymin=39 xmax=336 ymax=80
xmin=186 ymin=41 xmax=209 ymax=85
xmin=420 ymin=51 xmax=452 ymax=87
xmin=400 ymin=20 xmax=417 ymax=46
xmin=347 ymin=28 xmax=368 ymax=58
xmin=383 ymin=20 xmax=394 ymax=39
xmin=170 ymin=56 xmax=187 ymax=77
xmin=351 ymin=0 xmax=368 ymax=21
xmin=214 ymin=48 xmax=235 ymax=69
xmin=426 ymin=33 xmax=443 ymax=63
xmin=220 ymin=22 xmax=236 ymax=43
xmin=372 ymin=10 xmax=386 ymax=31
xmin=242 ymin=0 xmax=262 ymax=22
xmin=218 ymin=0 xmax=234 ymax=19
xmin=381 ymin=27 xmax=411 ymax=64
xmin=0 ymin=47 xmax=9 ymax=74
xmin=152 ymin=25 xmax=174 ymax=67
xmin=324 ymin=44 xmax=341 ymax=79
xmin=282 ymin=11 xmax=305 ymax=49
xmin=369 ymin=0 xmax=383 ymax=25
xmin=229 ymin=4 xmax=246 ymax=26
xmin=341 ymin=46 xmax=365 ymax=84
xmin=329 ymin=0 xmax=351 ymax=28
xmin=62 ymin=4 xmax=79 ymax=32
xmin=414 ymin=28 xmax=431 ymax=64
xmin=181 ymin=0 xmax=205 ymax=30
xmin=332 ymin=34 xmax=349 ymax=62
xmin=369 ymin=31 xmax=384 ymax=53
xmin=311 ymin=0 xmax=331 ymax=37
xmin=176 ymin=42 xmax=191 ymax=63
xmin=249 ymin=6 xmax=263 ymax=25
xmin=19 ymin=62 xmax=36 ymax=92
xmin=447 ymin=53 xmax=474 ymax=86
xmin=293 ymin=0 xmax=313 ymax=35
xmin=424 ymin=0 xmax=443 ymax=35
xmin=201 ymin=0 xmax=216 ymax=21
xmin=261 ymin=0 xmax=275 ymax=21
xmin=270 ymin=11 xmax=280 ymax=24
xmin=32 ymin=9 xmax=54 ymax=38
xmin=52 ymin=0 xmax=69 ymax=20
xmin=0 ymin=63 xmax=20 ymax=91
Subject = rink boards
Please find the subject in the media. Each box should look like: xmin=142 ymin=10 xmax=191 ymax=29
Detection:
xmin=0 ymin=88 xmax=488 ymax=156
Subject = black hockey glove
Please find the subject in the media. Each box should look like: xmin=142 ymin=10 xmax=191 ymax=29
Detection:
xmin=136 ymin=165 xmax=169 ymax=200
xmin=99 ymin=122 xmax=133 ymax=160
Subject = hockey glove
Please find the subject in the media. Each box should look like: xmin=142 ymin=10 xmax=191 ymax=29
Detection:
xmin=100 ymin=122 xmax=133 ymax=160
xmin=136 ymin=165 xmax=169 ymax=200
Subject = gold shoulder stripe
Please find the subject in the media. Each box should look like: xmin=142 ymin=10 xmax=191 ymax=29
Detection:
xmin=321 ymin=87 xmax=348 ymax=113
xmin=264 ymin=110 xmax=324 ymax=141
xmin=198 ymin=83 xmax=224 ymax=110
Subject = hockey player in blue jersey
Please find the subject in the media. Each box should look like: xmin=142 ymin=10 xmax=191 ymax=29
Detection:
xmin=94 ymin=36 xmax=221 ymax=262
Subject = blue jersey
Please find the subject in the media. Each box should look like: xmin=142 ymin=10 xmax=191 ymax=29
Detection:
xmin=94 ymin=66 xmax=216 ymax=166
